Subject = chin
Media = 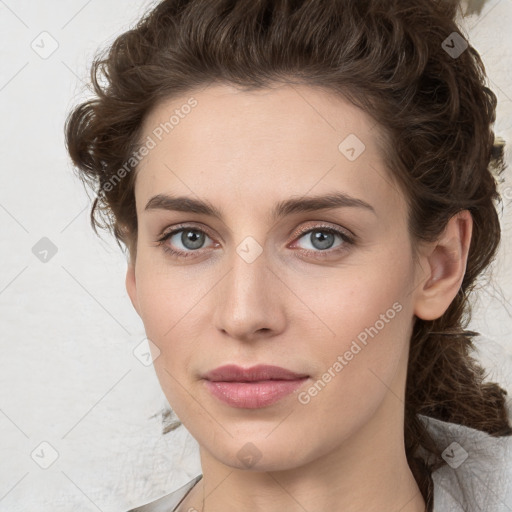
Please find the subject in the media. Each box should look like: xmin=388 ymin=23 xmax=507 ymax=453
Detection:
xmin=196 ymin=427 xmax=322 ymax=472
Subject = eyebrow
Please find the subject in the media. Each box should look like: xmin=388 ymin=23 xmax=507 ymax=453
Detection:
xmin=144 ymin=192 xmax=376 ymax=221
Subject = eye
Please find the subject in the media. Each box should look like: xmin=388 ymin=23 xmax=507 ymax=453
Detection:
xmin=156 ymin=225 xmax=215 ymax=258
xmin=290 ymin=224 xmax=354 ymax=258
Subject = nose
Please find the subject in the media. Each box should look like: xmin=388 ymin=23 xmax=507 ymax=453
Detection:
xmin=212 ymin=241 xmax=286 ymax=342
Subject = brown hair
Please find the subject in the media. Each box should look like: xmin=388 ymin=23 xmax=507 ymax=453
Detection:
xmin=64 ymin=0 xmax=511 ymax=508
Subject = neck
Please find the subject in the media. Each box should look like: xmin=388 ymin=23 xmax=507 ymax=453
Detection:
xmin=178 ymin=393 xmax=427 ymax=512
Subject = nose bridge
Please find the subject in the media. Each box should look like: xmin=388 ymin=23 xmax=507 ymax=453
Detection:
xmin=226 ymin=236 xmax=271 ymax=308
xmin=213 ymin=234 xmax=282 ymax=338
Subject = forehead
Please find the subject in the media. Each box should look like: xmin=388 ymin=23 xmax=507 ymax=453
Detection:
xmin=134 ymin=83 xmax=405 ymax=220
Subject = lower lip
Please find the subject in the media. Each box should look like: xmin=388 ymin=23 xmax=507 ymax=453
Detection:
xmin=204 ymin=378 xmax=309 ymax=408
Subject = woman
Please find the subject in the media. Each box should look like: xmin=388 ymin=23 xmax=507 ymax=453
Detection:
xmin=64 ymin=0 xmax=512 ymax=510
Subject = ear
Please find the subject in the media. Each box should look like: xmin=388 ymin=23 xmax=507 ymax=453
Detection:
xmin=413 ymin=210 xmax=473 ymax=321
xmin=126 ymin=263 xmax=140 ymax=316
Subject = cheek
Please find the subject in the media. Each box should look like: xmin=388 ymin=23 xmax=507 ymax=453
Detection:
xmin=302 ymin=259 xmax=411 ymax=348
xmin=133 ymin=269 xmax=196 ymax=409
xmin=134 ymin=257 xmax=196 ymax=339
xmin=294 ymin=256 xmax=414 ymax=401
xmin=291 ymin=284 xmax=411 ymax=445
xmin=134 ymin=265 xmax=205 ymax=376
xmin=136 ymin=278 xmax=173 ymax=341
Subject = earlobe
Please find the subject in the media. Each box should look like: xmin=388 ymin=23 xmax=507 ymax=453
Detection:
xmin=413 ymin=210 xmax=473 ymax=321
xmin=126 ymin=263 xmax=140 ymax=316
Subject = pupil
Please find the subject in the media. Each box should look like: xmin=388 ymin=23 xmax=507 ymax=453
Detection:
xmin=312 ymin=231 xmax=334 ymax=250
xmin=183 ymin=230 xmax=204 ymax=249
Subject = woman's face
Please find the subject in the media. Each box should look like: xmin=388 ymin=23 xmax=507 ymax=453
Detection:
xmin=126 ymin=83 xmax=426 ymax=472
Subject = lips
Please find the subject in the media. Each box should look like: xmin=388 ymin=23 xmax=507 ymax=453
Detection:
xmin=202 ymin=364 xmax=310 ymax=408
xmin=202 ymin=364 xmax=309 ymax=382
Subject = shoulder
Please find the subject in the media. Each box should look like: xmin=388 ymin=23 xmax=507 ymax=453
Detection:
xmin=418 ymin=413 xmax=512 ymax=512
xmin=125 ymin=474 xmax=203 ymax=512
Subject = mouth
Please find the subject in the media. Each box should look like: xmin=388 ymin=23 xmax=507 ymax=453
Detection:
xmin=202 ymin=364 xmax=310 ymax=409
xmin=202 ymin=364 xmax=309 ymax=382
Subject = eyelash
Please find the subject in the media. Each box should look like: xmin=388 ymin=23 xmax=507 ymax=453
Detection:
xmin=155 ymin=223 xmax=355 ymax=260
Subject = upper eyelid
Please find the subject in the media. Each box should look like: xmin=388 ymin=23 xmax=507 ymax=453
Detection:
xmin=293 ymin=222 xmax=355 ymax=240
xmin=159 ymin=222 xmax=215 ymax=241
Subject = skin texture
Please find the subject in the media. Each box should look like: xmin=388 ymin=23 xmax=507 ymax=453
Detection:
xmin=126 ymin=83 xmax=472 ymax=512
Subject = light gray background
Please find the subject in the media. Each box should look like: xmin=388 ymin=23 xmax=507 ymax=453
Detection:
xmin=0 ymin=1 xmax=511 ymax=511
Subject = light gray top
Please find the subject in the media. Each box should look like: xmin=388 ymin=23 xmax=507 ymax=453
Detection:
xmin=127 ymin=473 xmax=203 ymax=512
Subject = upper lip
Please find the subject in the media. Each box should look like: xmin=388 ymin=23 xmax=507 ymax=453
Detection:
xmin=203 ymin=364 xmax=309 ymax=382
